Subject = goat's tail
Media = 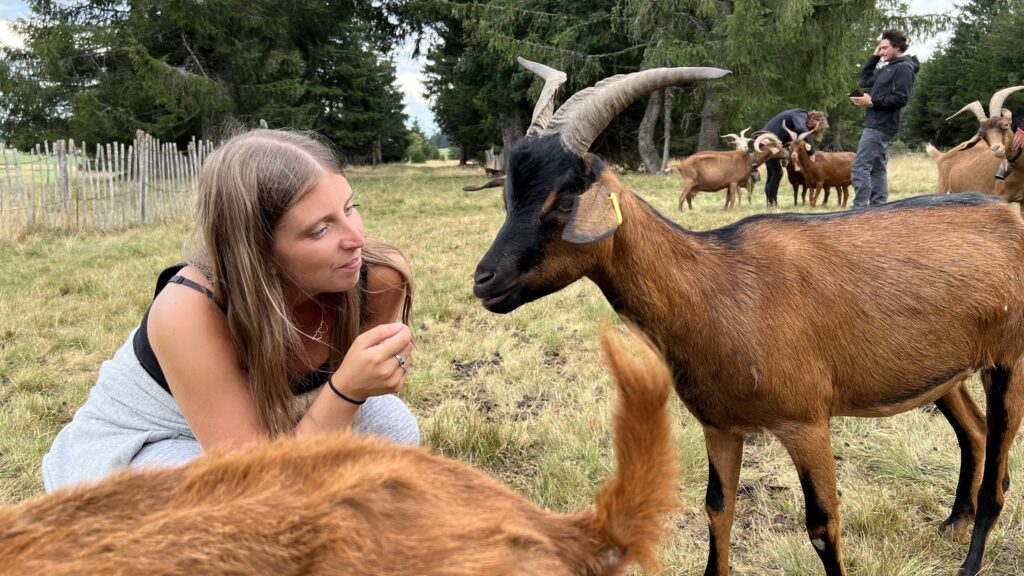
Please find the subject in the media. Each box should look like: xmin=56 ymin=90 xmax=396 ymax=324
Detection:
xmin=925 ymin=143 xmax=943 ymax=160
xmin=571 ymin=324 xmax=679 ymax=575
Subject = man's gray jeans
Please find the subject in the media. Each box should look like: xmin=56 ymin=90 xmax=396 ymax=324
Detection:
xmin=851 ymin=127 xmax=894 ymax=208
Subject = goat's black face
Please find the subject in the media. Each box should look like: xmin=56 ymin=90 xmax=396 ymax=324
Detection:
xmin=473 ymin=135 xmax=599 ymax=313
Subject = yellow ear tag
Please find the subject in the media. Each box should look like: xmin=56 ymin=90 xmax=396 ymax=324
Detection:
xmin=609 ymin=192 xmax=623 ymax=225
xmin=804 ymin=142 xmax=812 ymax=151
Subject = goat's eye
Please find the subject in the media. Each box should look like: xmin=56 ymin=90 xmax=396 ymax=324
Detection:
xmin=557 ymin=196 xmax=575 ymax=213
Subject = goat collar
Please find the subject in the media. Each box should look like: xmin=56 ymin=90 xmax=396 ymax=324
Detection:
xmin=1008 ymin=146 xmax=1023 ymax=164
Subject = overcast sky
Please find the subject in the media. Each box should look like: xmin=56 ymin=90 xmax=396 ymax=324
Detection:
xmin=2 ymin=0 xmax=959 ymax=136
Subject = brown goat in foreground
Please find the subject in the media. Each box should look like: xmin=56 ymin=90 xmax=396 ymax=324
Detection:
xmin=0 ymin=328 xmax=679 ymax=576
xmin=471 ymin=59 xmax=1024 ymax=576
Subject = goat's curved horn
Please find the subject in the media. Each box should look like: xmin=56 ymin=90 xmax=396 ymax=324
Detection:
xmin=753 ymin=132 xmax=781 ymax=153
xmin=739 ymin=127 xmax=750 ymax=139
xmin=782 ymin=120 xmax=798 ymax=143
xmin=946 ymin=101 xmax=987 ymax=123
xmin=988 ymin=86 xmax=1024 ymax=118
xmin=542 ymin=67 xmax=731 ymax=157
xmin=462 ymin=175 xmax=506 ymax=192
xmin=517 ymin=57 xmax=568 ymax=137
xmin=722 ymin=133 xmax=739 ymax=142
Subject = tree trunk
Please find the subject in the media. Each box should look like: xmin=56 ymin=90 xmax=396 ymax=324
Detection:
xmin=660 ymin=88 xmax=674 ymax=173
xmin=698 ymin=83 xmax=722 ymax=151
xmin=501 ymin=110 xmax=524 ymax=153
xmin=638 ymin=89 xmax=664 ymax=175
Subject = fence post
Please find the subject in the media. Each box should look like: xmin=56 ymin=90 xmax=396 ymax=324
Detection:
xmin=135 ymin=131 xmax=145 ymax=223
xmin=57 ymin=140 xmax=70 ymax=227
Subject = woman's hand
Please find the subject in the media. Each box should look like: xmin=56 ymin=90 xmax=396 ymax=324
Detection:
xmin=331 ymin=322 xmax=413 ymax=402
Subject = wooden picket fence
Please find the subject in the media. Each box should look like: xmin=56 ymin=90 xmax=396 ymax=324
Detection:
xmin=0 ymin=131 xmax=215 ymax=235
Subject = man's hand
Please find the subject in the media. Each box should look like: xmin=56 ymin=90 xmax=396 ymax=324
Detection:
xmin=873 ymin=42 xmax=885 ymax=57
xmin=809 ymin=154 xmax=817 ymax=164
xmin=1013 ymin=127 xmax=1024 ymax=153
xmin=850 ymin=94 xmax=872 ymax=108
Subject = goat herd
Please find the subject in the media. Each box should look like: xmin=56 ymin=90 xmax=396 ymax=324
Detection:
xmin=2 ymin=60 xmax=1023 ymax=576
xmin=676 ymin=85 xmax=1023 ymax=213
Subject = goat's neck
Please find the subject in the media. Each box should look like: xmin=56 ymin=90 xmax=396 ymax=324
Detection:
xmin=752 ymin=147 xmax=776 ymax=167
xmin=587 ymin=189 xmax=725 ymax=339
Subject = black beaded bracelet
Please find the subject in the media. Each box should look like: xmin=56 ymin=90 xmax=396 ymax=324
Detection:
xmin=328 ymin=377 xmax=366 ymax=405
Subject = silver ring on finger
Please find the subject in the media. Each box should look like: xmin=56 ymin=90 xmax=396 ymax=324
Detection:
xmin=394 ymin=354 xmax=407 ymax=372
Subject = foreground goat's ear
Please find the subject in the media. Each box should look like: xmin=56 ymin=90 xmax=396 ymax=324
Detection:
xmin=563 ymin=180 xmax=621 ymax=244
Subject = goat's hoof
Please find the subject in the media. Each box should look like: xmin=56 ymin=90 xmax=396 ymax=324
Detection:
xmin=939 ymin=516 xmax=973 ymax=542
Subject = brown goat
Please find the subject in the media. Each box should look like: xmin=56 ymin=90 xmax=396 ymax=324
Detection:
xmin=784 ymin=123 xmax=854 ymax=208
xmin=472 ymin=59 xmax=1024 ymax=576
xmin=785 ymin=147 xmax=840 ymax=206
xmin=0 ymin=327 xmax=679 ymax=576
xmin=673 ymin=133 xmax=783 ymax=210
xmin=928 ymin=86 xmax=1024 ymax=210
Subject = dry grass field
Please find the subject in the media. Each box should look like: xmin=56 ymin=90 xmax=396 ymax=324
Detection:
xmin=0 ymin=152 xmax=1021 ymax=574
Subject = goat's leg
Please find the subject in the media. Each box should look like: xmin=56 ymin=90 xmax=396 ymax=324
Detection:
xmin=979 ymin=370 xmax=1013 ymax=493
xmin=726 ymin=183 xmax=737 ymax=210
xmin=680 ymin=184 xmax=696 ymax=211
xmin=934 ymin=385 xmax=986 ymax=541
xmin=960 ymin=363 xmax=1024 ymax=576
xmin=822 ymin=186 xmax=831 ymax=206
xmin=702 ymin=426 xmax=743 ymax=576
xmin=810 ymin=185 xmax=822 ymax=208
xmin=777 ymin=422 xmax=846 ymax=576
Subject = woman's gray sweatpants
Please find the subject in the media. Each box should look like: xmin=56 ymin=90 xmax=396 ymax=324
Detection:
xmin=131 ymin=394 xmax=420 ymax=470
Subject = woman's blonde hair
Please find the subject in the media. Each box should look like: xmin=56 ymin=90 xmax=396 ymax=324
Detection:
xmin=190 ymin=128 xmax=411 ymax=437
xmin=807 ymin=110 xmax=829 ymax=137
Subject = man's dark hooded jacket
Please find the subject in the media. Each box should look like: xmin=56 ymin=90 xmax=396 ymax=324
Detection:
xmin=858 ymin=54 xmax=920 ymax=137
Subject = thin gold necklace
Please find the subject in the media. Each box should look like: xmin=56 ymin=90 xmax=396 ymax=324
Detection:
xmin=311 ymin=312 xmax=327 ymax=341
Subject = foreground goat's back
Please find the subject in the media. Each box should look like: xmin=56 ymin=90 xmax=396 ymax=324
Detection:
xmin=0 ymin=327 xmax=678 ymax=576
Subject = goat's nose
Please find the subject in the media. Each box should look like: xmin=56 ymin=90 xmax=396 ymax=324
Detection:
xmin=474 ymin=268 xmax=495 ymax=287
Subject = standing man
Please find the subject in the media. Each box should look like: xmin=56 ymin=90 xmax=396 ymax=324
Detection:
xmin=759 ymin=109 xmax=828 ymax=208
xmin=849 ymin=29 xmax=919 ymax=208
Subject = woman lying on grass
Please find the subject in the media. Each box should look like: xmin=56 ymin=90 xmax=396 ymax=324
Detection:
xmin=43 ymin=128 xmax=417 ymax=491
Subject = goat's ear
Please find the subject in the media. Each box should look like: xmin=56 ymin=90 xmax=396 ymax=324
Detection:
xmin=563 ymin=179 xmax=621 ymax=244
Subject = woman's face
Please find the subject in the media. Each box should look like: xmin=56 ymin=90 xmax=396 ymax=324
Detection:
xmin=271 ymin=172 xmax=365 ymax=301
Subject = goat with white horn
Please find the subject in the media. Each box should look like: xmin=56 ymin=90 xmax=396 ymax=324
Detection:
xmin=474 ymin=58 xmax=1024 ymax=576
xmin=927 ymin=86 xmax=1024 ymax=210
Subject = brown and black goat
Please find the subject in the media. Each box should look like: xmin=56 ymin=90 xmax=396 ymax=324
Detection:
xmin=469 ymin=58 xmax=1024 ymax=576
xmin=928 ymin=86 xmax=1024 ymax=210
xmin=672 ymin=132 xmax=784 ymax=210
xmin=0 ymin=327 xmax=678 ymax=576
xmin=783 ymin=123 xmax=854 ymax=208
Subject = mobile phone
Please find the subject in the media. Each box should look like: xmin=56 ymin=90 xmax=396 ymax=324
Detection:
xmin=849 ymin=89 xmax=863 ymax=98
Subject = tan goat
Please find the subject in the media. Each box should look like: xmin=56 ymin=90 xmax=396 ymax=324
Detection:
xmin=673 ymin=132 xmax=784 ymax=210
xmin=721 ymin=128 xmax=756 ymax=205
xmin=783 ymin=123 xmax=854 ymax=208
xmin=0 ymin=327 xmax=679 ymax=576
xmin=927 ymin=86 xmax=1024 ymax=210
